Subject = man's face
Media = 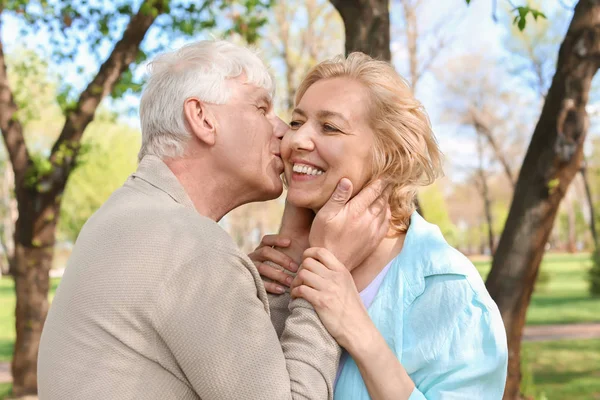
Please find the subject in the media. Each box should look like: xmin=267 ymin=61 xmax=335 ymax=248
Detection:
xmin=210 ymin=79 xmax=287 ymax=203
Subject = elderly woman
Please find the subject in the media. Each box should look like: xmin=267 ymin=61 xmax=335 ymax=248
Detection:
xmin=252 ymin=53 xmax=508 ymax=399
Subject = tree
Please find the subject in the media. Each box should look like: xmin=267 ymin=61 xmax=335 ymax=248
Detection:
xmin=484 ymin=2 xmax=600 ymax=399
xmin=330 ymin=0 xmax=391 ymax=61
xmin=0 ymin=0 xmax=271 ymax=395
xmin=58 ymin=114 xmax=141 ymax=243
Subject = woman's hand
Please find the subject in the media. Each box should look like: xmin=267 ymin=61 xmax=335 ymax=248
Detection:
xmin=291 ymin=247 xmax=372 ymax=349
xmin=248 ymin=234 xmax=299 ymax=294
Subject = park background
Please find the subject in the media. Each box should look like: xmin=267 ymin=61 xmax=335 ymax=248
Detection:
xmin=0 ymin=0 xmax=599 ymax=399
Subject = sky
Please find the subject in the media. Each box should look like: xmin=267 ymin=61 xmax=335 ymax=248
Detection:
xmin=1 ymin=0 xmax=596 ymax=182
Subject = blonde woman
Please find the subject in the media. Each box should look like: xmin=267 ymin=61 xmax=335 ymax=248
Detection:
xmin=252 ymin=53 xmax=508 ymax=399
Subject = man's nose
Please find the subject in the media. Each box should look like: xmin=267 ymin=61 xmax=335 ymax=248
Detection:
xmin=273 ymin=116 xmax=287 ymax=139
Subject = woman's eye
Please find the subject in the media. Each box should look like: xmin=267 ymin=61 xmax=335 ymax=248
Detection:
xmin=323 ymin=124 xmax=339 ymax=132
xmin=289 ymin=121 xmax=302 ymax=129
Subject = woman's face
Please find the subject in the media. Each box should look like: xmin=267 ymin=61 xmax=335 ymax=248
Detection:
xmin=282 ymin=77 xmax=375 ymax=211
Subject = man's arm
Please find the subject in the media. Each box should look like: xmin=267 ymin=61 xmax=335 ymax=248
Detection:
xmin=153 ymin=249 xmax=340 ymax=400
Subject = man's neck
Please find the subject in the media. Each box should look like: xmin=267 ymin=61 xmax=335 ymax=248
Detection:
xmin=164 ymin=157 xmax=245 ymax=221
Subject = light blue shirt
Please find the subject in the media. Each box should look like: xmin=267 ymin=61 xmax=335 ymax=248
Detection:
xmin=334 ymin=212 xmax=508 ymax=399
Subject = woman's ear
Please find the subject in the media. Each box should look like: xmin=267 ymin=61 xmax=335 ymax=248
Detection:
xmin=183 ymin=97 xmax=216 ymax=146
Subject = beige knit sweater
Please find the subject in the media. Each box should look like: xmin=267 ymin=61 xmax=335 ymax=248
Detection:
xmin=38 ymin=155 xmax=340 ymax=399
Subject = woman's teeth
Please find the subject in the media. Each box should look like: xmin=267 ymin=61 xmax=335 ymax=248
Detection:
xmin=292 ymin=163 xmax=324 ymax=176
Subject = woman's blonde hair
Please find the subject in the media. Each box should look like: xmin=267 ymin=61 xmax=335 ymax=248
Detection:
xmin=295 ymin=52 xmax=443 ymax=234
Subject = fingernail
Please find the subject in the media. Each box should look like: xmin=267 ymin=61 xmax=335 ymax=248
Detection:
xmin=290 ymin=262 xmax=299 ymax=272
xmin=286 ymin=276 xmax=293 ymax=285
xmin=277 ymin=286 xmax=286 ymax=293
xmin=338 ymin=178 xmax=351 ymax=191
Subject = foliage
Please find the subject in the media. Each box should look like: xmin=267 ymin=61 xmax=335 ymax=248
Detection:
xmin=464 ymin=0 xmax=546 ymax=31
xmin=418 ymin=182 xmax=458 ymax=244
xmin=4 ymin=0 xmax=273 ymax=118
xmin=57 ymin=116 xmax=140 ymax=243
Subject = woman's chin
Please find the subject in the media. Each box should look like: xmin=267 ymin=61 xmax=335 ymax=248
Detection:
xmin=286 ymin=190 xmax=326 ymax=211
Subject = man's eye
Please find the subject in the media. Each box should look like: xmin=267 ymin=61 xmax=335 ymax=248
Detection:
xmin=259 ymin=107 xmax=267 ymax=115
xmin=289 ymin=121 xmax=302 ymax=129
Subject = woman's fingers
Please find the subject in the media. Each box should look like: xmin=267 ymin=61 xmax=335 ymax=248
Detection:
xmin=252 ymin=246 xmax=298 ymax=273
xmin=291 ymin=284 xmax=320 ymax=304
xmin=292 ymin=267 xmax=328 ymax=291
xmin=303 ymin=248 xmax=346 ymax=272
xmin=257 ymin=262 xmax=294 ymax=287
xmin=300 ymin=256 xmax=331 ymax=276
xmin=259 ymin=234 xmax=291 ymax=249
xmin=263 ymin=280 xmax=287 ymax=295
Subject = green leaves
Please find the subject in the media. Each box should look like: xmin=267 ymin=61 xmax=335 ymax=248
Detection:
xmin=513 ymin=6 xmax=547 ymax=31
xmin=464 ymin=1 xmax=547 ymax=31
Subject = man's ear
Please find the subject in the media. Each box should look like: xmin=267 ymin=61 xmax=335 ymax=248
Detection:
xmin=184 ymin=97 xmax=216 ymax=146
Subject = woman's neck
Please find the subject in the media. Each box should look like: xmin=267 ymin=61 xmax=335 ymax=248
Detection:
xmin=351 ymin=231 xmax=406 ymax=292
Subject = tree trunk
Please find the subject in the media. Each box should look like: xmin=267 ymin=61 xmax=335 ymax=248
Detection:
xmin=476 ymin=134 xmax=495 ymax=255
xmin=581 ymin=161 xmax=599 ymax=250
xmin=485 ymin=2 xmax=600 ymax=399
xmin=330 ymin=0 xmax=391 ymax=62
xmin=11 ymin=204 xmax=57 ymax=396
xmin=567 ymin=194 xmax=577 ymax=253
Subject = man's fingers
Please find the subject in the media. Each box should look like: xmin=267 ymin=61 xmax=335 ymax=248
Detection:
xmin=257 ymin=262 xmax=294 ymax=287
xmin=260 ymin=234 xmax=291 ymax=249
xmin=350 ymin=179 xmax=390 ymax=213
xmin=318 ymin=178 xmax=353 ymax=219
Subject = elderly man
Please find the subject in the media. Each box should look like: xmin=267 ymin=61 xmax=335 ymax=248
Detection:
xmin=38 ymin=40 xmax=389 ymax=399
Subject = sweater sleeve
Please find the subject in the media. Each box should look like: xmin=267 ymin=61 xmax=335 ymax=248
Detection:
xmin=154 ymin=250 xmax=340 ymax=399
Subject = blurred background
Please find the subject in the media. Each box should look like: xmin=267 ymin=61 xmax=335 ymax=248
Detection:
xmin=0 ymin=0 xmax=599 ymax=399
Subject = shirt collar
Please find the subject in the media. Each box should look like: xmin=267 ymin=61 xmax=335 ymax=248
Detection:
xmin=131 ymin=155 xmax=196 ymax=210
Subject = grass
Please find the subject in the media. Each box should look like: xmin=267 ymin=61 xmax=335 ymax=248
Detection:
xmin=522 ymin=339 xmax=600 ymax=400
xmin=472 ymin=252 xmax=600 ymax=326
xmin=0 ymin=383 xmax=11 ymax=399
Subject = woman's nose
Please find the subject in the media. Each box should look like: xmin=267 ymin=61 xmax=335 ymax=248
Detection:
xmin=290 ymin=125 xmax=315 ymax=152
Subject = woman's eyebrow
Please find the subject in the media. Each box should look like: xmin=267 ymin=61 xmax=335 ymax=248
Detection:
xmin=292 ymin=108 xmax=307 ymax=117
xmin=317 ymin=110 xmax=349 ymax=126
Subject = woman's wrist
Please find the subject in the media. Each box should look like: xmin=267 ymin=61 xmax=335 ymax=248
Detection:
xmin=339 ymin=310 xmax=379 ymax=356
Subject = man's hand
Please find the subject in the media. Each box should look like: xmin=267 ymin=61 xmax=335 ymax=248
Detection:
xmin=309 ymin=178 xmax=392 ymax=271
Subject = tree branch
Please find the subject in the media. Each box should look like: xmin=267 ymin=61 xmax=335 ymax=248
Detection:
xmin=469 ymin=107 xmax=517 ymax=188
xmin=48 ymin=0 xmax=165 ymax=190
xmin=0 ymin=6 xmax=31 ymax=189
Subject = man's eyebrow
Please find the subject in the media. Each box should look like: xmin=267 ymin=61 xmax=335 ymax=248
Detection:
xmin=254 ymin=93 xmax=272 ymax=106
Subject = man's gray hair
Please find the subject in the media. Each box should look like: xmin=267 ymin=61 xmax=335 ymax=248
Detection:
xmin=138 ymin=40 xmax=275 ymax=161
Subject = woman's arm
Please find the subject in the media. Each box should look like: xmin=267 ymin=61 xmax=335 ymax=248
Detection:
xmin=291 ymin=247 xmax=415 ymax=400
xmin=344 ymin=315 xmax=415 ymax=400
